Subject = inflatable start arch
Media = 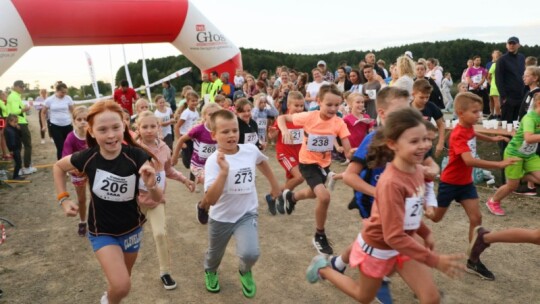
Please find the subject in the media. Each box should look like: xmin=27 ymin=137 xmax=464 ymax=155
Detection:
xmin=0 ymin=0 xmax=242 ymax=80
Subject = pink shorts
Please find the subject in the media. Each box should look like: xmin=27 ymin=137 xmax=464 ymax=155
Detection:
xmin=190 ymin=164 xmax=205 ymax=180
xmin=70 ymin=173 xmax=87 ymax=187
xmin=277 ymin=153 xmax=299 ymax=179
xmin=349 ymin=236 xmax=410 ymax=279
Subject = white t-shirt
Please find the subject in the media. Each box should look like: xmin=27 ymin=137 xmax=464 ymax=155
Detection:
xmin=45 ymin=95 xmax=74 ymax=126
xmin=179 ymin=108 xmax=200 ymax=135
xmin=154 ymin=107 xmax=173 ymax=137
xmin=204 ymin=144 xmax=268 ymax=223
xmin=306 ymin=81 xmax=329 ymax=100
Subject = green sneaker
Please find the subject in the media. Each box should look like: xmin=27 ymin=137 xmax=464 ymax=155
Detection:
xmin=205 ymin=271 xmax=220 ymax=293
xmin=306 ymin=255 xmax=329 ymax=283
xmin=239 ymin=270 xmax=256 ymax=298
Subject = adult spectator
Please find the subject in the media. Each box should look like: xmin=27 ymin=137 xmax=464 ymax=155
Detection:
xmin=200 ymin=73 xmax=212 ymax=103
xmin=466 ymin=55 xmax=490 ymax=115
xmin=0 ymin=90 xmax=9 ymax=160
xmin=334 ymin=60 xmax=352 ymax=79
xmin=41 ymin=82 xmax=74 ymax=160
xmin=415 ymin=62 xmax=445 ymax=109
xmin=218 ymin=72 xmax=235 ymax=99
xmin=496 ymin=36 xmax=526 ymax=123
xmin=348 ymin=69 xmax=364 ymax=93
xmin=244 ymin=74 xmax=259 ymax=100
xmin=257 ymin=69 xmax=270 ymax=87
xmin=317 ymin=60 xmax=334 ymax=82
xmin=113 ymin=80 xmax=137 ymax=115
xmin=393 ymin=55 xmax=416 ymax=95
xmin=6 ymin=80 xmax=36 ymax=174
xmin=273 ymin=68 xmax=296 ymax=114
xmin=162 ymin=81 xmax=177 ymax=113
xmin=208 ymin=71 xmax=223 ymax=101
xmin=334 ymin=67 xmax=352 ymax=92
xmin=305 ymin=68 xmax=330 ymax=110
xmin=426 ymin=58 xmax=443 ymax=88
xmin=289 ymin=69 xmax=299 ymax=86
xmin=364 ymin=52 xmax=386 ymax=79
xmin=376 ymin=59 xmax=389 ymax=78
xmin=296 ymin=72 xmax=309 ymax=97
xmin=34 ymin=88 xmax=49 ymax=144
xmin=361 ymin=64 xmax=383 ymax=119
xmin=487 ymin=50 xmax=502 ymax=119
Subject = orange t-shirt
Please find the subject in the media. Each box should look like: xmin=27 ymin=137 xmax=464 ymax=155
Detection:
xmin=292 ymin=111 xmax=350 ymax=168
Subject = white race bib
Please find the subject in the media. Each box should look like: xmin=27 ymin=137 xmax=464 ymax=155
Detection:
xmin=366 ymin=89 xmax=377 ymax=100
xmin=472 ymin=74 xmax=482 ymax=84
xmin=93 ymin=169 xmax=136 ymax=202
xmin=256 ymin=118 xmax=268 ymax=129
xmin=198 ymin=143 xmax=217 ymax=158
xmin=403 ymin=197 xmax=423 ymax=230
xmin=245 ymin=132 xmax=259 ymax=144
xmin=289 ymin=129 xmax=304 ymax=145
xmin=139 ymin=170 xmax=166 ymax=191
xmin=228 ymin=167 xmax=254 ymax=194
xmin=518 ymin=141 xmax=538 ymax=156
xmin=307 ymin=134 xmax=335 ymax=152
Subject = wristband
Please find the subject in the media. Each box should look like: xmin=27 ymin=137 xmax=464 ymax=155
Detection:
xmin=57 ymin=191 xmax=70 ymax=201
xmin=58 ymin=196 xmax=69 ymax=207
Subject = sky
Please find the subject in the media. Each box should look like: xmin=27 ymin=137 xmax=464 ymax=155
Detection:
xmin=1 ymin=0 xmax=539 ymax=91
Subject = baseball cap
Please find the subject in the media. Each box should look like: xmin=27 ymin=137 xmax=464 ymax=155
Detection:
xmin=507 ymin=36 xmax=520 ymax=44
xmin=405 ymin=51 xmax=413 ymax=59
xmin=317 ymin=60 xmax=326 ymax=66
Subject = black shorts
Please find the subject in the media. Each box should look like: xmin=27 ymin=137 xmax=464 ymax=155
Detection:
xmin=436 ymin=182 xmax=478 ymax=208
xmin=299 ymin=163 xmax=330 ymax=190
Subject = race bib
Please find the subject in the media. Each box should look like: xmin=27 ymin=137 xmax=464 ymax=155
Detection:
xmin=93 ymin=169 xmax=136 ymax=202
xmin=198 ymin=142 xmax=217 ymax=158
xmin=403 ymin=196 xmax=423 ymax=230
xmin=256 ymin=118 xmax=268 ymax=129
xmin=518 ymin=142 xmax=538 ymax=156
xmin=245 ymin=132 xmax=259 ymax=144
xmin=472 ymin=74 xmax=482 ymax=84
xmin=307 ymin=134 xmax=335 ymax=152
xmin=289 ymin=129 xmax=304 ymax=145
xmin=228 ymin=167 xmax=255 ymax=194
xmin=139 ymin=170 xmax=166 ymax=191
xmin=366 ymin=89 xmax=377 ymax=100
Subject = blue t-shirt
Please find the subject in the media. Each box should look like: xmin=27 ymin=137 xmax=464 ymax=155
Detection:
xmin=351 ymin=131 xmax=385 ymax=218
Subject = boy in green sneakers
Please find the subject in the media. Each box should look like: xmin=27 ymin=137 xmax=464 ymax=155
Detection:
xmin=201 ymin=110 xmax=280 ymax=298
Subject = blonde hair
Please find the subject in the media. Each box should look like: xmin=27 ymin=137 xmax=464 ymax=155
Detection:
xmin=71 ymin=105 xmax=88 ymax=120
xmin=287 ymin=91 xmax=304 ymax=104
xmin=454 ymin=92 xmax=482 ymax=112
xmin=396 ymin=55 xmax=415 ymax=78
xmin=525 ymin=66 xmax=540 ymax=86
xmin=135 ymin=110 xmax=159 ymax=127
xmin=201 ymin=103 xmax=222 ymax=122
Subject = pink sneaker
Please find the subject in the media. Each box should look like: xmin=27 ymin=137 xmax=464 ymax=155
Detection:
xmin=486 ymin=198 xmax=505 ymax=216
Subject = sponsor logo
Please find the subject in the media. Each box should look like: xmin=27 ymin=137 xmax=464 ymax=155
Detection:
xmin=194 ymin=24 xmax=226 ymax=46
xmin=195 ymin=24 xmax=205 ymax=31
xmin=0 ymin=37 xmax=18 ymax=52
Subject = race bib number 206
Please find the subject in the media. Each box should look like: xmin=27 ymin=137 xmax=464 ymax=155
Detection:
xmin=93 ymin=169 xmax=135 ymax=202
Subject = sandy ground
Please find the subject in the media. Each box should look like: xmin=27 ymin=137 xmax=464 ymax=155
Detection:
xmin=0 ymin=114 xmax=539 ymax=304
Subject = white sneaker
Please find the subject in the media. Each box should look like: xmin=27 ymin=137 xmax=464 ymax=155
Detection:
xmin=327 ymin=171 xmax=337 ymax=192
xmin=28 ymin=166 xmax=37 ymax=173
xmin=19 ymin=168 xmax=31 ymax=176
xmin=424 ymin=181 xmax=438 ymax=207
xmin=100 ymin=292 xmax=109 ymax=304
xmin=40 ymin=139 xmax=45 ymax=144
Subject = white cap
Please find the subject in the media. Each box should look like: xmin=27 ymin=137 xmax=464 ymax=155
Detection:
xmin=405 ymin=51 xmax=413 ymax=59
xmin=317 ymin=60 xmax=326 ymax=66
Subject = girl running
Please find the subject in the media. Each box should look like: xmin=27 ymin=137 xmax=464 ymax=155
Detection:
xmin=306 ymin=107 xmax=464 ymax=303
xmin=174 ymin=91 xmax=200 ymax=180
xmin=153 ymin=95 xmax=175 ymax=150
xmin=136 ymin=110 xmax=195 ymax=290
xmin=61 ymin=106 xmax=89 ymax=237
xmin=236 ymin=98 xmax=265 ymax=150
xmin=53 ymin=100 xmax=162 ymax=304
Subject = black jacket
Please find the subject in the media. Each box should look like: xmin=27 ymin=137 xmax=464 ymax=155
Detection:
xmin=4 ymin=124 xmax=22 ymax=152
xmin=495 ymin=52 xmax=526 ymax=104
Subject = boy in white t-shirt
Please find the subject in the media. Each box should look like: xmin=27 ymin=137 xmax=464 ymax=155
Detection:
xmin=201 ymin=109 xmax=280 ymax=298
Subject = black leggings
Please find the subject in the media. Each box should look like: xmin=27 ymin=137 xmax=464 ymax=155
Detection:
xmin=49 ymin=123 xmax=73 ymax=160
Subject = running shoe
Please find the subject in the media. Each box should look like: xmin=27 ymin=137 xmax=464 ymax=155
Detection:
xmin=485 ymin=198 xmax=505 ymax=216
xmin=313 ymin=233 xmax=333 ymax=255
xmin=239 ymin=271 xmax=256 ymax=298
xmin=375 ymin=280 xmax=393 ymax=304
xmin=326 ymin=171 xmax=336 ymax=192
xmin=160 ymin=274 xmax=177 ymax=290
xmin=467 ymin=226 xmax=490 ymax=263
xmin=100 ymin=292 xmax=108 ymax=304
xmin=265 ymin=194 xmax=276 ymax=215
xmin=513 ymin=185 xmax=537 ymax=196
xmin=306 ymin=255 xmax=329 ymax=283
xmin=283 ymin=189 xmax=296 ymax=215
xmin=466 ymin=259 xmax=495 ymax=280
xmin=276 ymin=193 xmax=286 ymax=215
xmin=197 ymin=202 xmax=209 ymax=225
xmin=204 ymin=271 xmax=220 ymax=293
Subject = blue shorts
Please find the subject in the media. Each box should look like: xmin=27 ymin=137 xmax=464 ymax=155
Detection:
xmin=88 ymin=227 xmax=143 ymax=253
xmin=436 ymin=182 xmax=478 ymax=208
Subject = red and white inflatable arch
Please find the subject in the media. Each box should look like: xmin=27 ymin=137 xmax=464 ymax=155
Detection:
xmin=0 ymin=0 xmax=242 ymax=79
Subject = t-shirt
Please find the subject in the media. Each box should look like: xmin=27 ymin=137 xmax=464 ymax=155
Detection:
xmin=34 ymin=96 xmax=46 ymax=111
xmin=488 ymin=63 xmax=499 ymax=96
xmin=306 ymin=81 xmax=329 ymax=99
xmin=362 ymin=81 xmax=382 ymax=119
xmin=238 ymin=117 xmax=261 ymax=148
xmin=292 ymin=111 xmax=350 ymax=168
xmin=361 ymin=163 xmax=438 ymax=268
xmin=351 ymin=131 xmax=385 ymax=218
xmin=45 ymin=95 xmax=74 ymax=126
xmin=344 ymin=113 xmax=374 ymax=148
xmin=62 ymin=131 xmax=87 ymax=157
xmin=113 ymin=88 xmax=137 ymax=115
xmin=272 ymin=119 xmax=302 ymax=158
xmin=466 ymin=66 xmax=487 ymax=90
xmin=179 ymin=108 xmax=199 ymax=135
xmin=154 ymin=107 xmax=173 ymax=137
xmin=416 ymin=101 xmax=443 ymax=122
xmin=6 ymin=91 xmax=27 ymax=124
xmin=440 ymin=124 xmax=475 ymax=185
xmin=188 ymin=123 xmax=217 ymax=167
xmin=204 ymin=144 xmax=268 ymax=223
xmin=70 ymin=145 xmax=149 ymax=236
xmin=505 ymin=111 xmax=540 ymax=158
xmin=234 ymin=75 xmax=245 ymax=88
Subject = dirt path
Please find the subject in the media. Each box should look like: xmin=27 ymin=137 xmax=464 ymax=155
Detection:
xmin=0 ymin=114 xmax=539 ymax=303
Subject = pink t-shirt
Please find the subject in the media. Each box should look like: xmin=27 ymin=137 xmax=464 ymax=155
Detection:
xmin=344 ymin=113 xmax=374 ymax=148
xmin=62 ymin=131 xmax=87 ymax=157
xmin=466 ymin=66 xmax=487 ymax=89
xmin=188 ymin=123 xmax=217 ymax=167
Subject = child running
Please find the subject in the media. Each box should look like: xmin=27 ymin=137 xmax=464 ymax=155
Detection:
xmin=251 ymin=93 xmax=278 ymax=144
xmin=426 ymin=92 xmax=518 ymax=280
xmin=235 ymin=98 xmax=265 ymax=150
xmin=200 ymin=109 xmax=280 ymax=298
xmin=266 ymin=91 xmax=305 ymax=215
xmin=61 ymin=106 xmax=89 ymax=237
xmin=486 ymin=93 xmax=540 ymax=215
xmin=277 ymin=83 xmax=351 ymax=255
xmin=306 ymin=107 xmax=465 ymax=304
xmin=136 ymin=110 xmax=195 ymax=290
xmin=174 ymin=91 xmax=200 ymax=177
xmin=153 ymin=95 xmax=175 ymax=150
xmin=53 ymin=100 xmax=162 ymax=304
xmin=172 ymin=103 xmax=221 ymax=211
